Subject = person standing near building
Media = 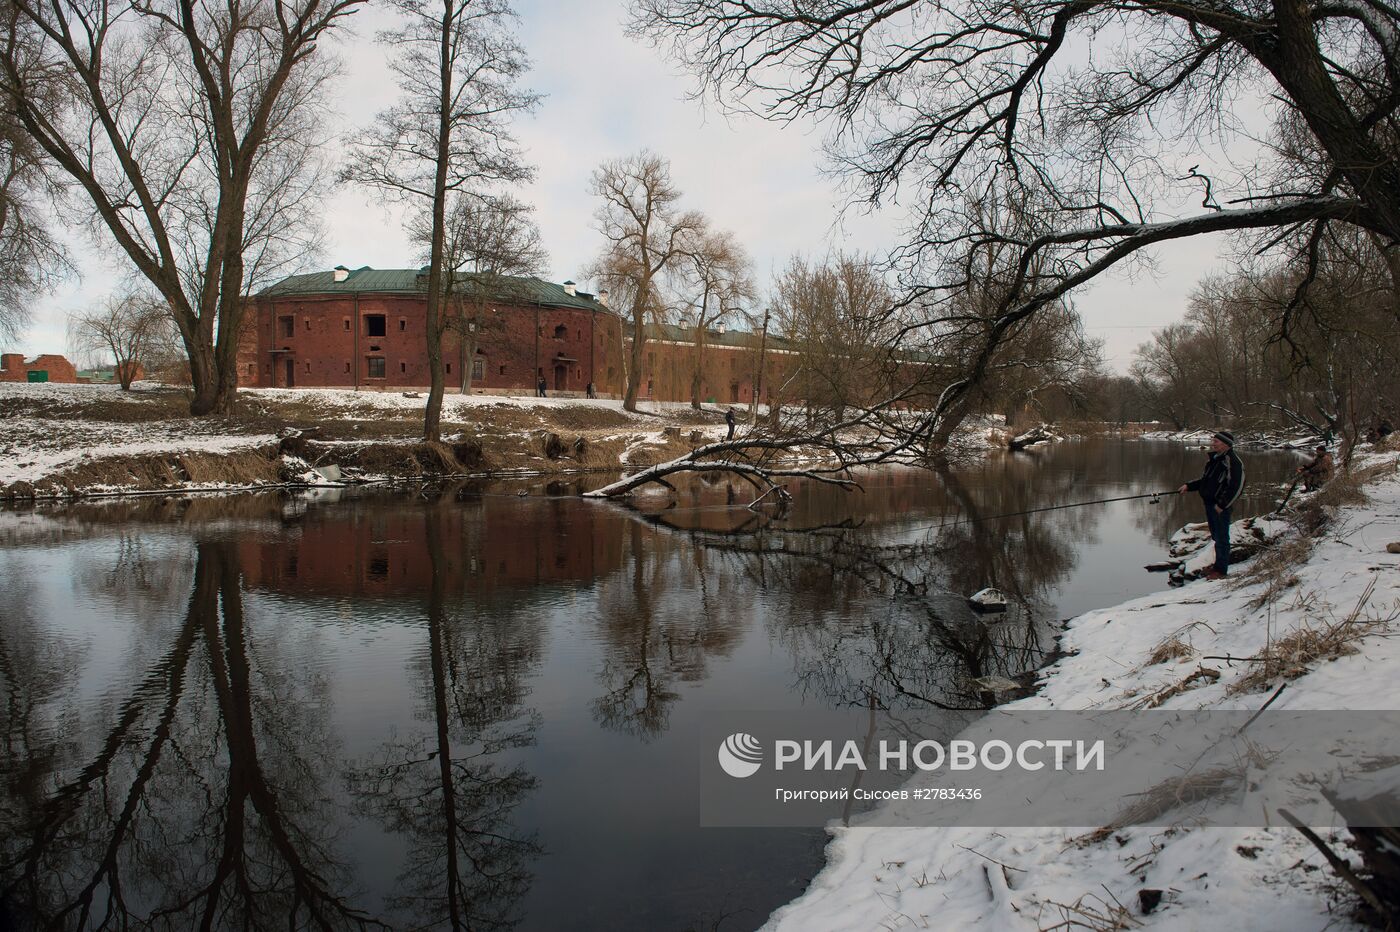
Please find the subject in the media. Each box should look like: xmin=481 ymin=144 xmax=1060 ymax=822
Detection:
xmin=536 ymin=376 xmax=547 ymax=398
xmin=725 ymin=408 xmax=736 ymax=440
xmin=1177 ymin=430 xmax=1245 ymax=580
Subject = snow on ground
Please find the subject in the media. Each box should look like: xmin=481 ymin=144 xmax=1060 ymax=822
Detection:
xmin=240 ymin=385 xmax=730 ymax=420
xmin=767 ymin=451 xmax=1400 ymax=931
xmin=1 ymin=382 xmax=276 ymax=487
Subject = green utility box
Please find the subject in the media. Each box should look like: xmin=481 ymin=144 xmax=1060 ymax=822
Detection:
xmin=26 ymin=370 xmax=48 ymax=383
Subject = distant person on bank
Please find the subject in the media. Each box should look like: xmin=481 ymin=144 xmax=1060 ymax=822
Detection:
xmin=1296 ymin=444 xmax=1333 ymax=492
xmin=1177 ymin=431 xmax=1245 ymax=580
xmin=536 ymin=377 xmax=547 ymax=398
xmin=725 ymin=408 xmax=737 ymax=440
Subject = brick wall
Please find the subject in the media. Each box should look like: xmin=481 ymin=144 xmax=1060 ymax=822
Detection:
xmin=243 ymin=293 xmax=629 ymax=396
xmin=240 ymin=291 xmax=808 ymax=405
xmin=0 ymin=353 xmax=79 ymax=383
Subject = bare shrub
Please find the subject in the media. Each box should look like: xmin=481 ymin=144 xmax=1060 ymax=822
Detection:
xmin=1228 ymin=580 xmax=1396 ymax=694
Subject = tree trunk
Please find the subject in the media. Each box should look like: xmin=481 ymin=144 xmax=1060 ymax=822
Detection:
xmin=188 ymin=337 xmax=222 ymax=415
xmin=1257 ymin=0 xmax=1400 ymax=241
xmin=690 ymin=326 xmax=705 ymax=410
xmin=458 ymin=320 xmax=469 ymax=393
xmin=423 ymin=0 xmax=455 ymax=444
xmin=625 ymin=305 xmax=645 ymax=412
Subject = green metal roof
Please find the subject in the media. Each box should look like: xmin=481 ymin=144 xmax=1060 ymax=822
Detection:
xmin=259 ymin=267 xmax=612 ymax=312
xmin=627 ymin=321 xmax=797 ymax=352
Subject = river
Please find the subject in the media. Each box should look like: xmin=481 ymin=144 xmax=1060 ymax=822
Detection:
xmin=0 ymin=438 xmax=1300 ymax=931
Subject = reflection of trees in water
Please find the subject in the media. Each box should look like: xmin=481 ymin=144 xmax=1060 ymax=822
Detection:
xmin=0 ymin=577 xmax=87 ymax=881
xmin=590 ymin=521 xmax=748 ymax=739
xmin=616 ymin=460 xmax=1088 ymax=714
xmin=73 ymin=533 xmax=198 ymax=630
xmin=0 ymin=541 xmax=377 ymax=930
xmin=347 ymin=499 xmax=540 ymax=931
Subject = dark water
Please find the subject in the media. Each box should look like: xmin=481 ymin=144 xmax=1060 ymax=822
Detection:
xmin=0 ymin=439 xmax=1300 ymax=931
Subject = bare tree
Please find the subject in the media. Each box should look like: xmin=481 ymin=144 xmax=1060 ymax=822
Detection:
xmin=588 ymin=151 xmax=706 ymax=412
xmin=677 ymin=227 xmax=753 ymax=409
xmin=411 ymin=193 xmax=547 ymax=393
xmin=630 ymin=0 xmax=1400 ymax=452
xmin=771 ymin=253 xmax=900 ymax=424
xmin=0 ymin=83 xmax=67 ymax=342
xmin=68 ymin=292 xmax=165 ymax=389
xmin=0 ymin=0 xmax=349 ymax=415
xmin=342 ymin=0 xmax=536 ymax=442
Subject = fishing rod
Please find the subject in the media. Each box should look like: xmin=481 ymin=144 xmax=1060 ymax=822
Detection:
xmin=922 ymin=490 xmax=1175 ymax=532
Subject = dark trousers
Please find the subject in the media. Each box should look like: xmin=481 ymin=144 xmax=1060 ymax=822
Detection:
xmin=1205 ymin=504 xmax=1232 ymax=574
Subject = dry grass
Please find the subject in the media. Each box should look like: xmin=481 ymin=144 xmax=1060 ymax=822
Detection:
xmin=1039 ymin=890 xmax=1143 ymax=931
xmin=1146 ymin=634 xmax=1195 ymax=666
xmin=16 ymin=447 xmax=282 ymax=497
xmin=1235 ymin=533 xmax=1313 ymax=611
xmin=1129 ymin=665 xmax=1221 ymax=710
xmin=1226 ymin=579 xmax=1395 ymax=695
xmin=324 ymin=441 xmax=477 ymax=476
xmin=1294 ymin=460 xmax=1397 ymax=536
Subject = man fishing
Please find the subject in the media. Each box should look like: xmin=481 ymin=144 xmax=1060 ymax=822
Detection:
xmin=1177 ymin=430 xmax=1245 ymax=580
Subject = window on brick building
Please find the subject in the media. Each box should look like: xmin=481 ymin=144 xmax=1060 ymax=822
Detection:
xmin=365 ymin=315 xmax=386 ymax=337
xmin=278 ymin=315 xmax=294 ymax=337
xmin=399 ymin=318 xmax=406 ymax=332
xmin=499 ymin=365 xmax=505 ymax=375
xmin=304 ymin=318 xmax=310 ymax=330
xmin=343 ymin=318 xmax=350 ymax=331
xmin=247 ymin=363 xmax=254 ymax=375
xmin=367 ymin=357 xmax=385 ymax=379
xmin=345 ymin=362 xmax=350 ymax=373
xmin=553 ymin=324 xmax=567 ymax=339
xmin=400 ymin=361 xmax=406 ymax=373
xmin=472 ymin=358 xmax=485 ymax=382
xmin=445 ymin=363 xmax=451 ymax=374
xmin=305 ymin=361 xmax=311 ymax=372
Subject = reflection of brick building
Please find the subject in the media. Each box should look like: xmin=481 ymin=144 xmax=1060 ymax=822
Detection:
xmin=239 ymin=497 xmax=626 ymax=600
xmin=0 ymin=353 xmax=78 ymax=383
xmin=238 ymin=267 xmax=798 ymax=404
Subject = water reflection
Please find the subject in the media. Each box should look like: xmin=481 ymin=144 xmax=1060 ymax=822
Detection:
xmin=0 ymin=439 xmax=1301 ymax=930
xmin=346 ymin=501 xmax=540 ymax=931
xmin=2 ymin=541 xmax=375 ymax=931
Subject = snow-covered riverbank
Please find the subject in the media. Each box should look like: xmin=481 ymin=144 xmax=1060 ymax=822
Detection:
xmin=767 ymin=448 xmax=1400 ymax=930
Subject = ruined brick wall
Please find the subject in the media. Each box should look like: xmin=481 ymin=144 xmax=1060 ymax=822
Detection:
xmin=0 ymin=353 xmax=79 ymax=383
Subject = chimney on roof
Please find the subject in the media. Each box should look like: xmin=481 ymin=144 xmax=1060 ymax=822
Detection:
xmin=717 ymin=323 xmax=726 ymax=335
xmin=598 ymin=289 xmax=609 ymax=307
xmin=563 ymin=280 xmax=576 ymax=297
xmin=333 ymin=265 xmax=350 ymax=283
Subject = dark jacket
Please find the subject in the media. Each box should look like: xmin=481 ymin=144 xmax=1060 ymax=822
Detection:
xmin=1186 ymin=449 xmax=1245 ymax=510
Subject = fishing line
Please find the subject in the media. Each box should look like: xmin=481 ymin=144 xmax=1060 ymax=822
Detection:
xmin=918 ymin=490 xmax=1174 ymax=533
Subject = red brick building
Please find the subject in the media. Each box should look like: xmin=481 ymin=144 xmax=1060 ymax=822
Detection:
xmin=241 ymin=267 xmax=796 ymax=404
xmin=241 ymin=267 xmax=625 ymax=395
xmin=0 ymin=353 xmax=79 ymax=383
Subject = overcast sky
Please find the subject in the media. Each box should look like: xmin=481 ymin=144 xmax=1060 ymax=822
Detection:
xmin=14 ymin=0 xmax=1238 ymax=372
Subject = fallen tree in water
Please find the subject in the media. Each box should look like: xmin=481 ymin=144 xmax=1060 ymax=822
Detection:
xmin=582 ymin=387 xmax=951 ymax=501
